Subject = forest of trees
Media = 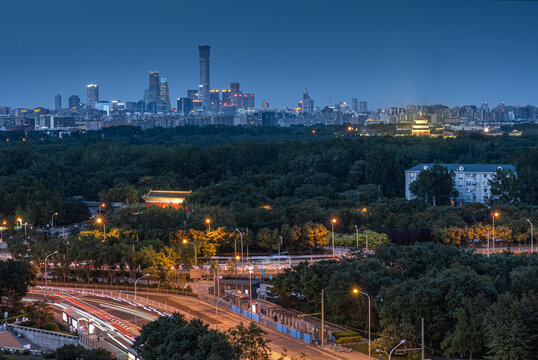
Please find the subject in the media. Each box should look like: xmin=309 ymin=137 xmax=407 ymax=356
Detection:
xmin=1 ymin=125 xmax=538 ymax=284
xmin=268 ymin=242 xmax=538 ymax=359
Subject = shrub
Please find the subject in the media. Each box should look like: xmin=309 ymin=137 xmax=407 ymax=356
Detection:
xmin=22 ymin=349 xmax=31 ymax=355
xmin=40 ymin=322 xmax=60 ymax=332
xmin=333 ymin=330 xmax=360 ymax=339
xmin=335 ymin=335 xmax=362 ymax=344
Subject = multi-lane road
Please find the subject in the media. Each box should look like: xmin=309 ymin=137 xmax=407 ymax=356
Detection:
xmin=28 ymin=287 xmax=367 ymax=360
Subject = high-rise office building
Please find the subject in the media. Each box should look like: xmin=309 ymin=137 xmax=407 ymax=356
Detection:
xmin=68 ymin=95 xmax=80 ymax=109
xmin=243 ymin=93 xmax=255 ymax=109
xmin=160 ymin=78 xmax=171 ymax=112
xmin=351 ymin=98 xmax=358 ymax=112
xmin=147 ymin=71 xmax=161 ymax=103
xmin=230 ymin=82 xmax=240 ymax=94
xmin=187 ymin=90 xmax=198 ymax=100
xmin=299 ymin=89 xmax=314 ymax=113
xmin=177 ymin=98 xmax=192 ymax=115
xmin=209 ymin=90 xmax=220 ymax=110
xmin=86 ymin=84 xmax=99 ymax=109
xmin=359 ymin=101 xmax=368 ymax=113
xmin=221 ymin=89 xmax=231 ymax=105
xmin=55 ymin=94 xmax=62 ymax=111
xmin=199 ymin=45 xmax=210 ymax=109
xmin=0 ymin=106 xmax=10 ymax=115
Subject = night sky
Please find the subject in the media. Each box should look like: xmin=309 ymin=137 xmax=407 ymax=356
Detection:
xmin=1 ymin=0 xmax=537 ymax=109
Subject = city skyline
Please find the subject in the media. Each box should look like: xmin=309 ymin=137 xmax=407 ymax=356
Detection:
xmin=1 ymin=0 xmax=538 ymax=109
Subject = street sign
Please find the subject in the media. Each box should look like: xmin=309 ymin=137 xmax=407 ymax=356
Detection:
xmin=190 ymin=269 xmax=202 ymax=280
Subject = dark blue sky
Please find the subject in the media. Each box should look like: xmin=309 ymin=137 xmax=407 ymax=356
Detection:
xmin=1 ymin=0 xmax=537 ymax=109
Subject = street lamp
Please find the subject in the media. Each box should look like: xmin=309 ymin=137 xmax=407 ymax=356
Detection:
xmin=95 ymin=217 xmax=105 ymax=241
xmin=17 ymin=218 xmax=26 ymax=234
xmin=354 ymin=225 xmax=359 ymax=249
xmin=248 ymin=266 xmax=254 ymax=311
xmin=527 ymin=219 xmax=534 ymax=254
xmin=492 ymin=211 xmax=500 ymax=254
xmin=235 ymin=255 xmax=240 ymax=276
xmin=377 ymin=339 xmax=406 ymax=360
xmin=331 ymin=218 xmax=337 ymax=258
xmin=205 ymin=218 xmax=211 ymax=232
xmin=134 ymin=273 xmax=150 ymax=327
xmin=235 ymin=228 xmax=243 ymax=270
xmin=352 ymin=288 xmax=371 ymax=360
xmin=44 ymin=251 xmax=58 ymax=297
xmin=182 ymin=239 xmax=197 ymax=267
xmin=51 ymin=212 xmax=58 ymax=229
xmin=215 ymin=292 xmax=232 ymax=330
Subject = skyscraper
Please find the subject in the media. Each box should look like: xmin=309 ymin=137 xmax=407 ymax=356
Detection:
xmin=55 ymin=94 xmax=62 ymax=111
xmin=199 ymin=45 xmax=210 ymax=109
xmin=243 ymin=94 xmax=255 ymax=109
xmin=68 ymin=95 xmax=80 ymax=109
xmin=299 ymin=89 xmax=314 ymax=113
xmin=160 ymin=78 xmax=171 ymax=112
xmin=147 ymin=71 xmax=161 ymax=103
xmin=359 ymin=101 xmax=368 ymax=113
xmin=209 ymin=89 xmax=220 ymax=110
xmin=230 ymin=82 xmax=240 ymax=94
xmin=351 ymin=98 xmax=358 ymax=112
xmin=86 ymin=84 xmax=99 ymax=109
xmin=221 ymin=89 xmax=231 ymax=105
xmin=177 ymin=98 xmax=192 ymax=115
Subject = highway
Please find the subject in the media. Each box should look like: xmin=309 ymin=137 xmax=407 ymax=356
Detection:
xmin=29 ymin=287 xmax=367 ymax=360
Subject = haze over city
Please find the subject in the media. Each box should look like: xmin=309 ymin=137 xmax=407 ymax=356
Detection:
xmin=2 ymin=0 xmax=538 ymax=109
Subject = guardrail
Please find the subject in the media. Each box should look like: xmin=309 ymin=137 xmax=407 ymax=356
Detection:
xmin=38 ymin=286 xmax=196 ymax=322
xmin=8 ymin=324 xmax=79 ymax=350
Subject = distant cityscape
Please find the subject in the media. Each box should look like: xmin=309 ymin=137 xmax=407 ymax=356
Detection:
xmin=0 ymin=44 xmax=537 ymax=133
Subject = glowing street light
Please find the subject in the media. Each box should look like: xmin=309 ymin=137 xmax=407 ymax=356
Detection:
xmin=352 ymin=287 xmax=371 ymax=359
xmin=95 ymin=217 xmax=106 ymax=241
xmin=331 ymin=218 xmax=337 ymax=258
xmin=51 ymin=212 xmax=58 ymax=229
xmin=492 ymin=211 xmax=500 ymax=254
xmin=377 ymin=339 xmax=406 ymax=360
xmin=205 ymin=218 xmax=211 ymax=232
xmin=182 ymin=239 xmax=197 ymax=267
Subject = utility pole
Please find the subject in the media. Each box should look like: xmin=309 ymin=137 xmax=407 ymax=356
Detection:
xmin=321 ymin=289 xmax=324 ymax=347
xmin=421 ymin=317 xmax=425 ymax=360
xmin=487 ymin=230 xmax=490 ymax=257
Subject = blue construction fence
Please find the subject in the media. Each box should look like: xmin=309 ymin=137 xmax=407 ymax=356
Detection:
xmin=210 ymin=295 xmax=315 ymax=345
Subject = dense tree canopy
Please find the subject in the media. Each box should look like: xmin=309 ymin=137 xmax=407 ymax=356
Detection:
xmin=268 ymin=242 xmax=538 ymax=359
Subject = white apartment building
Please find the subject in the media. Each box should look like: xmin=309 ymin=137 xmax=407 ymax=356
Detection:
xmin=405 ymin=164 xmax=516 ymax=204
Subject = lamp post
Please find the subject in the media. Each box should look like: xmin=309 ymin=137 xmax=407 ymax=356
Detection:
xmin=96 ymin=217 xmax=105 ymax=241
xmin=331 ymin=218 xmax=337 ymax=258
xmin=182 ymin=239 xmax=197 ymax=267
xmin=51 ymin=212 xmax=58 ymax=229
xmin=235 ymin=228 xmax=243 ymax=272
xmin=44 ymin=251 xmax=58 ymax=297
xmin=17 ymin=218 xmax=26 ymax=234
xmin=235 ymin=255 xmax=240 ymax=276
xmin=205 ymin=218 xmax=211 ymax=232
xmin=248 ymin=266 xmax=253 ymax=311
xmin=215 ymin=293 xmax=232 ymax=330
xmin=352 ymin=288 xmax=371 ymax=359
xmin=354 ymin=225 xmax=359 ymax=249
xmin=0 ymin=220 xmax=6 ymax=241
xmin=527 ymin=219 xmax=534 ymax=254
xmin=377 ymin=339 xmax=406 ymax=360
xmin=492 ymin=211 xmax=499 ymax=254
xmin=134 ymin=274 xmax=150 ymax=327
